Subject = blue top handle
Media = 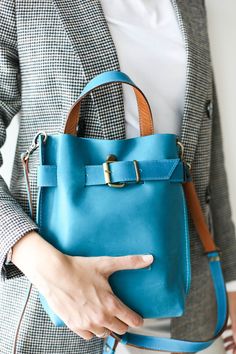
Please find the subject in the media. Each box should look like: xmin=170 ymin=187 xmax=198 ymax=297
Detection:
xmin=64 ymin=70 xmax=154 ymax=137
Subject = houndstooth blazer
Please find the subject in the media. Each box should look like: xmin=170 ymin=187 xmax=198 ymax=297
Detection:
xmin=0 ymin=0 xmax=236 ymax=353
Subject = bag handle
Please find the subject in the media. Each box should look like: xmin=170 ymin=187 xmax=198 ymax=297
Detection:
xmin=64 ymin=70 xmax=154 ymax=137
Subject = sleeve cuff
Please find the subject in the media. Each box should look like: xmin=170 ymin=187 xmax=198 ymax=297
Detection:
xmin=0 ymin=223 xmax=39 ymax=282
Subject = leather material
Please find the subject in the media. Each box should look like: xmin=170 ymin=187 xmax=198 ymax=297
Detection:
xmin=37 ymin=158 xmax=191 ymax=187
xmin=183 ymin=182 xmax=221 ymax=253
xmin=36 ymin=132 xmax=191 ymax=325
xmin=64 ymin=71 xmax=154 ymax=136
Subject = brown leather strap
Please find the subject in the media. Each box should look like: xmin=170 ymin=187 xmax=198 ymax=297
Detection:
xmin=64 ymin=81 xmax=154 ymax=136
xmin=22 ymin=158 xmax=34 ymax=220
xmin=183 ymin=180 xmax=220 ymax=254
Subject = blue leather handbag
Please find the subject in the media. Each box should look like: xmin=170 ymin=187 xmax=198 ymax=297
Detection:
xmin=19 ymin=71 xmax=228 ymax=353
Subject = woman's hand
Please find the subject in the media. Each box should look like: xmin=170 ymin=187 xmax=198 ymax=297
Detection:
xmin=11 ymin=231 xmax=154 ymax=340
xmin=41 ymin=253 xmax=153 ymax=340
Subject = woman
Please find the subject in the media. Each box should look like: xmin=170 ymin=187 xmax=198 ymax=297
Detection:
xmin=0 ymin=0 xmax=236 ymax=353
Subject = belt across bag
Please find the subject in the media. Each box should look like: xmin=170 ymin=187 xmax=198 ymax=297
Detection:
xmin=17 ymin=71 xmax=228 ymax=353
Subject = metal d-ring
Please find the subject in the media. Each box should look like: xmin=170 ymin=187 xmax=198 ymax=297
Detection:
xmin=176 ymin=139 xmax=192 ymax=172
xmin=33 ymin=130 xmax=47 ymax=146
xmin=176 ymin=139 xmax=184 ymax=160
xmin=21 ymin=131 xmax=47 ymax=162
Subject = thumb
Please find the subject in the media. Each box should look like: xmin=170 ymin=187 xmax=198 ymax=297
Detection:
xmin=100 ymin=254 xmax=154 ymax=277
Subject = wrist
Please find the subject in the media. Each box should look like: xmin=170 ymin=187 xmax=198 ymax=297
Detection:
xmin=11 ymin=231 xmax=65 ymax=291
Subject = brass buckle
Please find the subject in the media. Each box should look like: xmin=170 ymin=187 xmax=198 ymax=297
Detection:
xmin=103 ymin=155 xmax=141 ymax=187
xmin=103 ymin=155 xmax=126 ymax=188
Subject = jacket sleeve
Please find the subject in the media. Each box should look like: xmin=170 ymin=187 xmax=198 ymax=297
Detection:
xmin=0 ymin=0 xmax=39 ymax=282
xmin=209 ymin=80 xmax=236 ymax=283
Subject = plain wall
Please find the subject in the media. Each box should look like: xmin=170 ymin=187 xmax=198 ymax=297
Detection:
xmin=205 ymin=0 xmax=236 ymax=225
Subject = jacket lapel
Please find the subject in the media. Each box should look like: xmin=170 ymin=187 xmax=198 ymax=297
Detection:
xmin=171 ymin=0 xmax=211 ymax=166
xmin=52 ymin=0 xmax=210 ymax=165
xmin=52 ymin=0 xmax=126 ymax=139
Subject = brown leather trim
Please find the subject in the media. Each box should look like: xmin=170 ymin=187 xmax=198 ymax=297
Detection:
xmin=183 ymin=181 xmax=220 ymax=253
xmin=64 ymin=81 xmax=154 ymax=137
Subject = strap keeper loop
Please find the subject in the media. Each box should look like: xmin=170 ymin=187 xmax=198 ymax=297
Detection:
xmin=204 ymin=248 xmax=222 ymax=262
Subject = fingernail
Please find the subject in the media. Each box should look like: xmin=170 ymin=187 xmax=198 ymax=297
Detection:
xmin=142 ymin=254 xmax=153 ymax=263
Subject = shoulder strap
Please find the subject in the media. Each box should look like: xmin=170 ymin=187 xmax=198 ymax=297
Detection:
xmin=103 ymin=173 xmax=228 ymax=353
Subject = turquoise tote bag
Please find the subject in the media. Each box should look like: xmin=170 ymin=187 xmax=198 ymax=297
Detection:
xmin=20 ymin=71 xmax=227 ymax=353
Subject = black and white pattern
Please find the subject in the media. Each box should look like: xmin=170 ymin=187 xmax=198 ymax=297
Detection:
xmin=0 ymin=0 xmax=236 ymax=352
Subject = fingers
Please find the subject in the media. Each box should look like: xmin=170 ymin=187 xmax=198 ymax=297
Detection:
xmin=105 ymin=317 xmax=128 ymax=335
xmin=76 ymin=294 xmax=142 ymax=337
xmin=105 ymin=292 xmax=144 ymax=328
xmin=70 ymin=317 xmax=127 ymax=339
xmin=80 ymin=304 xmax=129 ymax=336
xmin=94 ymin=315 xmax=129 ymax=335
xmin=99 ymin=254 xmax=154 ymax=277
xmin=92 ymin=327 xmax=111 ymax=338
xmin=91 ymin=317 xmax=128 ymax=338
xmin=70 ymin=327 xmax=95 ymax=340
xmin=66 ymin=295 xmax=142 ymax=340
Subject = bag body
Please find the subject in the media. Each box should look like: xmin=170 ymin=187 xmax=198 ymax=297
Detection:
xmin=36 ymin=131 xmax=191 ymax=325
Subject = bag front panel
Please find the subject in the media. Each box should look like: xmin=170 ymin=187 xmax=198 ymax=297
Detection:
xmin=36 ymin=133 xmax=191 ymax=325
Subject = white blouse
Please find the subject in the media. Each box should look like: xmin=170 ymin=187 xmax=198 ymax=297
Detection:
xmin=100 ymin=0 xmax=186 ymax=139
